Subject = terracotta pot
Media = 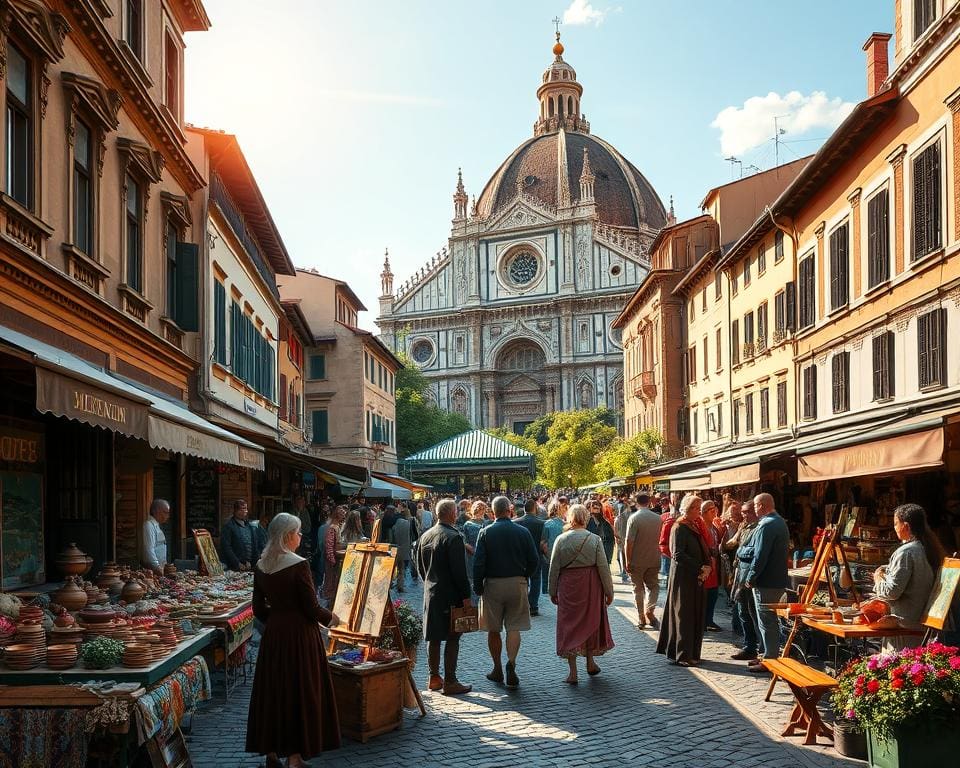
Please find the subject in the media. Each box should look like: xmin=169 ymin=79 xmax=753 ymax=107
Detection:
xmin=53 ymin=612 xmax=76 ymax=629
xmin=79 ymin=607 xmax=117 ymax=624
xmin=120 ymin=578 xmax=145 ymax=603
xmin=52 ymin=578 xmax=88 ymax=612
xmin=95 ymin=568 xmax=123 ymax=591
xmin=56 ymin=543 xmax=91 ymax=577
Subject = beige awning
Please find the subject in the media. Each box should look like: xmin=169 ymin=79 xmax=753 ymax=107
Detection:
xmin=710 ymin=462 xmax=760 ymax=487
xmin=797 ymin=427 xmax=943 ymax=482
xmin=36 ymin=366 xmax=150 ymax=439
xmin=671 ymin=474 xmax=712 ymax=491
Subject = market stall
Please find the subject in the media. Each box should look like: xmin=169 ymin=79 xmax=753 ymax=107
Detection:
xmin=0 ymin=543 xmax=253 ymax=765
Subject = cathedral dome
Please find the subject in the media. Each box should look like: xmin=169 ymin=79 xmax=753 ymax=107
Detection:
xmin=476 ymin=131 xmax=666 ymax=230
xmin=474 ymin=34 xmax=666 ymax=231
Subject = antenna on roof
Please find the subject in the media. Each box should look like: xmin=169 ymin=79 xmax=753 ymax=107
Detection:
xmin=725 ymin=156 xmax=742 ymax=179
xmin=774 ymin=115 xmax=788 ymax=167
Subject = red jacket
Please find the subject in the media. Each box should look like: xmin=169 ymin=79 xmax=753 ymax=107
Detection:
xmin=658 ymin=512 xmax=675 ymax=557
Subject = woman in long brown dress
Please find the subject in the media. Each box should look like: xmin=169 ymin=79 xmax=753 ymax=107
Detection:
xmin=247 ymin=513 xmax=341 ymax=767
xmin=656 ymin=494 xmax=711 ymax=667
xmin=549 ymin=504 xmax=615 ymax=684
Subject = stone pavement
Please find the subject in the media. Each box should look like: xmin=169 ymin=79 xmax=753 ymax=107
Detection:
xmin=188 ymin=573 xmax=860 ymax=768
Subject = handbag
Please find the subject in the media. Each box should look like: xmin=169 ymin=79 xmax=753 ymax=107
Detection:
xmin=450 ymin=605 xmax=479 ymax=634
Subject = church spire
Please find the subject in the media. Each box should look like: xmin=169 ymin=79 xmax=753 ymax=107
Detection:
xmin=453 ymin=168 xmax=468 ymax=220
xmin=579 ymin=147 xmax=595 ymax=202
xmin=534 ymin=29 xmax=588 ymax=137
xmin=666 ymin=195 xmax=676 ymax=226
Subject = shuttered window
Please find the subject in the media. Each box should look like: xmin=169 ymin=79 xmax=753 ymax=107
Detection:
xmin=774 ymin=290 xmax=786 ymax=335
xmin=732 ymin=398 xmax=741 ymax=438
xmin=731 ymin=320 xmax=740 ymax=366
xmin=312 ymin=409 xmax=328 ymax=444
xmin=774 ymin=231 xmax=785 ymax=262
xmin=918 ymin=308 xmax=946 ymax=390
xmin=914 ymin=0 xmax=937 ymax=39
xmin=802 ymin=365 xmax=817 ymax=420
xmin=757 ymin=244 xmax=766 ymax=274
xmin=872 ymin=331 xmax=895 ymax=401
xmin=912 ymin=141 xmax=942 ymax=260
xmin=760 ymin=387 xmax=770 ymax=431
xmin=278 ymin=374 xmax=288 ymax=422
xmin=757 ymin=302 xmax=768 ymax=351
xmin=867 ymin=189 xmax=890 ymax=288
xmin=309 ymin=354 xmax=326 ymax=380
xmin=777 ymin=381 xmax=788 ymax=427
xmin=831 ymin=351 xmax=850 ymax=413
xmin=213 ymin=282 xmax=227 ymax=364
xmin=799 ymin=255 xmax=815 ymax=329
xmin=785 ymin=281 xmax=797 ymax=331
xmin=829 ymin=222 xmax=849 ymax=310
xmin=745 ymin=393 xmax=754 ymax=434
xmin=743 ymin=255 xmax=751 ymax=286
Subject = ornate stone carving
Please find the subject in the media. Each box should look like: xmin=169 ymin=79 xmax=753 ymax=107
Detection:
xmin=575 ymin=235 xmax=589 ymax=286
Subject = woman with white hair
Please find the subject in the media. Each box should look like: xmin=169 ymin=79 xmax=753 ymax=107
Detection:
xmin=656 ymin=494 xmax=711 ymax=667
xmin=548 ymin=503 xmax=615 ymax=684
xmin=246 ymin=513 xmax=341 ymax=767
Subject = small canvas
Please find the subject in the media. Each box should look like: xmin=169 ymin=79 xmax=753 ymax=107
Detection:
xmin=922 ymin=557 xmax=960 ymax=630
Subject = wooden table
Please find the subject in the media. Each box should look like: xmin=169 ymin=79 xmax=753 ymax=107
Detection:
xmin=800 ymin=617 xmax=925 ymax=672
xmin=195 ymin=601 xmax=253 ymax=699
xmin=0 ymin=628 xmax=215 ymax=686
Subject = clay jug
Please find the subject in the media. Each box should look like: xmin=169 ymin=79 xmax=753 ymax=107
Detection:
xmin=56 ymin=543 xmax=90 ymax=577
xmin=120 ymin=578 xmax=145 ymax=604
xmin=53 ymin=577 xmax=88 ymax=612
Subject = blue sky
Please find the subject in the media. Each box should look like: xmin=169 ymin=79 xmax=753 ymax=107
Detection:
xmin=185 ymin=0 xmax=892 ymax=330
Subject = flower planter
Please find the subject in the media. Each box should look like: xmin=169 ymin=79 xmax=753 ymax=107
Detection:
xmin=834 ymin=719 xmax=867 ymax=761
xmin=867 ymin=726 xmax=960 ymax=768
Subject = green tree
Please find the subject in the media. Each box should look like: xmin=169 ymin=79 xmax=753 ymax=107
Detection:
xmin=395 ymin=351 xmax=472 ymax=459
xmin=535 ymin=407 xmax=619 ymax=487
xmin=594 ymin=430 xmax=663 ymax=480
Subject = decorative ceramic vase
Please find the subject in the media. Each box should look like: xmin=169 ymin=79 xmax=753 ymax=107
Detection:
xmin=95 ymin=566 xmax=123 ymax=592
xmin=120 ymin=578 xmax=145 ymax=604
xmin=52 ymin=577 xmax=88 ymax=612
xmin=56 ymin=543 xmax=91 ymax=578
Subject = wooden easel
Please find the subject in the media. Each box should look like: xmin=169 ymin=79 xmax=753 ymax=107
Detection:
xmin=765 ymin=522 xmax=859 ymax=701
xmin=326 ymin=536 xmax=426 ymax=716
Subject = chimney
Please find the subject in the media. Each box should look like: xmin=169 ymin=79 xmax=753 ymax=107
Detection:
xmin=863 ymin=33 xmax=892 ymax=97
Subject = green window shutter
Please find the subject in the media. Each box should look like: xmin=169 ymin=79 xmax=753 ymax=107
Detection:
xmin=309 ymin=354 xmax=326 ymax=379
xmin=214 ymin=282 xmax=227 ymax=364
xmin=312 ymin=409 xmax=328 ymax=444
xmin=230 ymin=302 xmax=241 ymax=372
xmin=174 ymin=242 xmax=199 ymax=331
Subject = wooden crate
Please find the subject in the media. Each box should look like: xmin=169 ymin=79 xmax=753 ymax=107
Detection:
xmin=328 ymin=659 xmax=405 ymax=743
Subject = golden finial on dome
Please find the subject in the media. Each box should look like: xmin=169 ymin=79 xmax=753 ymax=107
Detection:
xmin=552 ymin=16 xmax=564 ymax=56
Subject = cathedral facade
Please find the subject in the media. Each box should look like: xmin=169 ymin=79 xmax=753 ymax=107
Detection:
xmin=376 ymin=35 xmax=668 ymax=434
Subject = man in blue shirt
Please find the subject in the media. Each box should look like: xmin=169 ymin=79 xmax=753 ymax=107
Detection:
xmin=474 ymin=496 xmax=539 ymax=689
xmin=514 ymin=499 xmax=546 ymax=616
xmin=742 ymin=492 xmax=789 ymax=671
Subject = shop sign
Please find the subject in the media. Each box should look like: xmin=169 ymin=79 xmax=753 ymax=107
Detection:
xmin=36 ymin=367 xmax=149 ymax=439
xmin=238 ymin=446 xmax=264 ymax=470
xmin=0 ymin=427 xmax=43 ymax=464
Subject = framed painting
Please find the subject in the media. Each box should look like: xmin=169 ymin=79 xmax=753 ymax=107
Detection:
xmin=0 ymin=471 xmax=45 ymax=590
xmin=192 ymin=529 xmax=224 ymax=578
xmin=921 ymin=557 xmax=960 ymax=630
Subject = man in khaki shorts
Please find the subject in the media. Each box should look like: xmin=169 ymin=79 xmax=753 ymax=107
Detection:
xmin=473 ymin=496 xmax=540 ymax=689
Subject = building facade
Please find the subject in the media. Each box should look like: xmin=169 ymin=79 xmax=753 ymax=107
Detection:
xmin=376 ymin=34 xmax=666 ymax=434
xmin=0 ymin=0 xmax=271 ymax=578
xmin=280 ymin=269 xmax=401 ymax=473
xmin=613 ymin=215 xmax=716 ymax=456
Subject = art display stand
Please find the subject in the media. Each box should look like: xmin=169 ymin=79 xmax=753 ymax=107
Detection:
xmin=766 ymin=523 xmax=858 ymax=701
xmin=326 ymin=539 xmax=426 ymax=718
xmin=191 ymin=529 xmax=224 ymax=578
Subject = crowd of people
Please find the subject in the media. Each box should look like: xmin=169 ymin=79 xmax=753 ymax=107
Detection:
xmin=240 ymin=487 xmax=951 ymax=767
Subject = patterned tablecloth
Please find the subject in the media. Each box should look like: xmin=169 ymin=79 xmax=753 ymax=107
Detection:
xmin=134 ymin=654 xmax=211 ymax=743
xmin=0 ymin=707 xmax=90 ymax=768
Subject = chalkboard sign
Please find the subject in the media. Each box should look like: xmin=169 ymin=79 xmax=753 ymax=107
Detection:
xmin=186 ymin=466 xmax=219 ymax=538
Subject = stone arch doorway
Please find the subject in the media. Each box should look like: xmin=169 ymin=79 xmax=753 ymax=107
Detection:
xmin=494 ymin=339 xmax=547 ymax=434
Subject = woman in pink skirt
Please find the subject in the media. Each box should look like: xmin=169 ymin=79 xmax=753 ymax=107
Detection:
xmin=548 ymin=503 xmax=615 ymax=684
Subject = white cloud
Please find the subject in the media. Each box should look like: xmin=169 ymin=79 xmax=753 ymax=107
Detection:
xmin=711 ymin=91 xmax=856 ymax=157
xmin=563 ymin=0 xmax=609 ymax=26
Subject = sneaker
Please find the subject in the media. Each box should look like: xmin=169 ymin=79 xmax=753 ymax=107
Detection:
xmin=486 ymin=667 xmax=504 ymax=684
xmin=730 ymin=649 xmax=758 ymax=661
xmin=505 ymin=662 xmax=519 ymax=689
xmin=442 ymin=680 xmax=472 ymax=696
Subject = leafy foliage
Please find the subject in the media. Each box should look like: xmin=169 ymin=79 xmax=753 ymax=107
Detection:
xmin=594 ymin=431 xmax=663 ymax=480
xmin=832 ymin=642 xmax=960 ymax=739
xmin=395 ymin=350 xmax=472 ymax=459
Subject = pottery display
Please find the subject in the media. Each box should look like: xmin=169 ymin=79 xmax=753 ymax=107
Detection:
xmin=78 ymin=607 xmax=117 ymax=624
xmin=52 ymin=577 xmax=88 ymax=612
xmin=53 ymin=610 xmax=76 ymax=629
xmin=95 ymin=565 xmax=123 ymax=593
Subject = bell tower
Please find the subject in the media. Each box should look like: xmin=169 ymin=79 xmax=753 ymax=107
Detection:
xmin=534 ymin=30 xmax=589 ymax=137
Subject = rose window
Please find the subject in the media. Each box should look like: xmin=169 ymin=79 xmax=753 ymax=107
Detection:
xmin=508 ymin=251 xmax=539 ymax=286
xmin=411 ymin=340 xmax=433 ymax=364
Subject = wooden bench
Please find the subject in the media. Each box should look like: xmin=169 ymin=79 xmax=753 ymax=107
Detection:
xmin=761 ymin=657 xmax=837 ymax=746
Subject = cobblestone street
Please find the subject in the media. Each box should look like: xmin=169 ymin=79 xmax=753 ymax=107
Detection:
xmin=187 ymin=574 xmax=859 ymax=768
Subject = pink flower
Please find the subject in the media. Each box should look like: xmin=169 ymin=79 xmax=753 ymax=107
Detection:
xmin=909 ymin=663 xmax=925 ymax=676
xmin=949 ymin=657 xmax=960 ymax=670
xmin=867 ymin=657 xmax=880 ymax=671
xmin=846 ymin=709 xmax=857 ymax=720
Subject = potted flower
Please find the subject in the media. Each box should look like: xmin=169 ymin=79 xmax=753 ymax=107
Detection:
xmin=832 ymin=642 xmax=960 ymax=768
